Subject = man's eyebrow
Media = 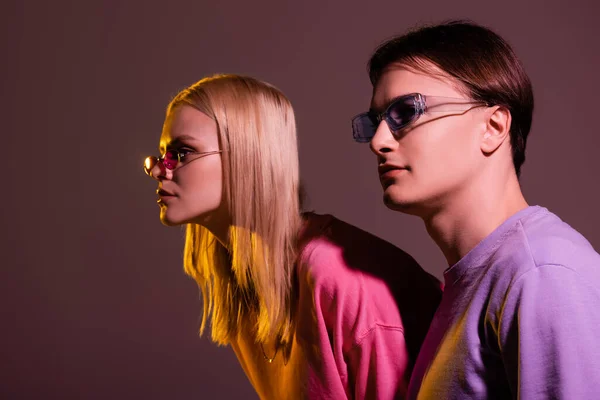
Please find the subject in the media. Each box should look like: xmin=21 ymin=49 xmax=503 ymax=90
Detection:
xmin=370 ymin=94 xmax=407 ymax=114
xmin=369 ymin=96 xmax=402 ymax=114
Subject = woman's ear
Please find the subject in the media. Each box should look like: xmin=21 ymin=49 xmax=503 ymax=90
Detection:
xmin=481 ymin=106 xmax=511 ymax=154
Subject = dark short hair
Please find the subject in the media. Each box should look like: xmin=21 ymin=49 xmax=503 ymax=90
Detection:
xmin=368 ymin=20 xmax=534 ymax=176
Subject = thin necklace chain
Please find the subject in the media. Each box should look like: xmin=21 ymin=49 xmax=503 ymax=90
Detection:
xmin=260 ymin=342 xmax=279 ymax=363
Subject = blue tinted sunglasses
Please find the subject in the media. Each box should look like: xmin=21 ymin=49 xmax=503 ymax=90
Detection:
xmin=352 ymin=93 xmax=489 ymax=143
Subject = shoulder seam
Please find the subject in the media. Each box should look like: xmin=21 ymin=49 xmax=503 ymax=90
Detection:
xmin=352 ymin=323 xmax=405 ymax=350
xmin=498 ymin=262 xmax=577 ymax=341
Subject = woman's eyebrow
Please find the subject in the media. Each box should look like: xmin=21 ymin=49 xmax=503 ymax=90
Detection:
xmin=159 ymin=135 xmax=198 ymax=152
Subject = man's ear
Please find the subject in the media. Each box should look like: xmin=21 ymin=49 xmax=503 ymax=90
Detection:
xmin=481 ymin=106 xmax=511 ymax=154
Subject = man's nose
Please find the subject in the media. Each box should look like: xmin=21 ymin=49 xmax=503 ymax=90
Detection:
xmin=369 ymin=120 xmax=398 ymax=155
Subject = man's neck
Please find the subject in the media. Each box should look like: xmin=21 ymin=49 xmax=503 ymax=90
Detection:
xmin=423 ymin=173 xmax=528 ymax=267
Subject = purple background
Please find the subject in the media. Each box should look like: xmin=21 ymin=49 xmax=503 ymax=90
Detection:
xmin=2 ymin=0 xmax=599 ymax=398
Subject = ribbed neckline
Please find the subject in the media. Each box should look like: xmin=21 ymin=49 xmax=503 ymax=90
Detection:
xmin=443 ymin=206 xmax=544 ymax=287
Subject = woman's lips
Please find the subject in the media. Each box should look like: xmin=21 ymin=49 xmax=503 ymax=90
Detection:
xmin=156 ymin=188 xmax=176 ymax=204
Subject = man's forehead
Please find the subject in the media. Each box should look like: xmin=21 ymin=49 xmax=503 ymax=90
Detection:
xmin=370 ymin=64 xmax=462 ymax=110
xmin=370 ymin=65 xmax=418 ymax=108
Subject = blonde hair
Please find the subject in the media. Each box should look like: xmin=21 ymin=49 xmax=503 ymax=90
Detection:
xmin=168 ymin=74 xmax=301 ymax=351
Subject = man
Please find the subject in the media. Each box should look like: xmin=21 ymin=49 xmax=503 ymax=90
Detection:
xmin=352 ymin=20 xmax=600 ymax=399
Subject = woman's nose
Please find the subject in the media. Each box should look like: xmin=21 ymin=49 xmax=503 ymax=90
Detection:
xmin=149 ymin=163 xmax=165 ymax=180
xmin=145 ymin=157 xmax=166 ymax=181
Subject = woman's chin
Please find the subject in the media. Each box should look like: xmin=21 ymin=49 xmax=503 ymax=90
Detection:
xmin=158 ymin=205 xmax=224 ymax=228
xmin=159 ymin=209 xmax=186 ymax=227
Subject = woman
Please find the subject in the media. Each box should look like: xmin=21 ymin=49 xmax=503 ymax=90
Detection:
xmin=143 ymin=74 xmax=441 ymax=399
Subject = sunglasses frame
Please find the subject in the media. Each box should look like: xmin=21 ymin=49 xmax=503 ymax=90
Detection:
xmin=352 ymin=93 xmax=489 ymax=143
xmin=143 ymin=149 xmax=223 ymax=176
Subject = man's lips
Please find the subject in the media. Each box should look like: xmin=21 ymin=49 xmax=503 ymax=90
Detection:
xmin=378 ymin=164 xmax=408 ymax=179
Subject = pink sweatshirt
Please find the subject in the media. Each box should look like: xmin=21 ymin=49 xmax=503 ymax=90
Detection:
xmin=231 ymin=213 xmax=442 ymax=399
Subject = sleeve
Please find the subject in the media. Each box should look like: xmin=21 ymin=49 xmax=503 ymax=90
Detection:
xmin=499 ymin=264 xmax=600 ymax=399
xmin=346 ymin=324 xmax=410 ymax=400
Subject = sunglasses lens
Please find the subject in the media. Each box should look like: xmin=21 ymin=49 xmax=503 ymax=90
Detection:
xmin=387 ymin=97 xmax=418 ymax=131
xmin=143 ymin=156 xmax=158 ymax=175
xmin=352 ymin=113 xmax=377 ymax=143
xmin=163 ymin=150 xmax=179 ymax=170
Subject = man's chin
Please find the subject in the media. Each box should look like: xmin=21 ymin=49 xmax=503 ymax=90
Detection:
xmin=383 ymin=193 xmax=421 ymax=215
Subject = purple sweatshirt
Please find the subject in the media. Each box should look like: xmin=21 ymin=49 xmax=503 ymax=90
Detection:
xmin=408 ymin=206 xmax=600 ymax=399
